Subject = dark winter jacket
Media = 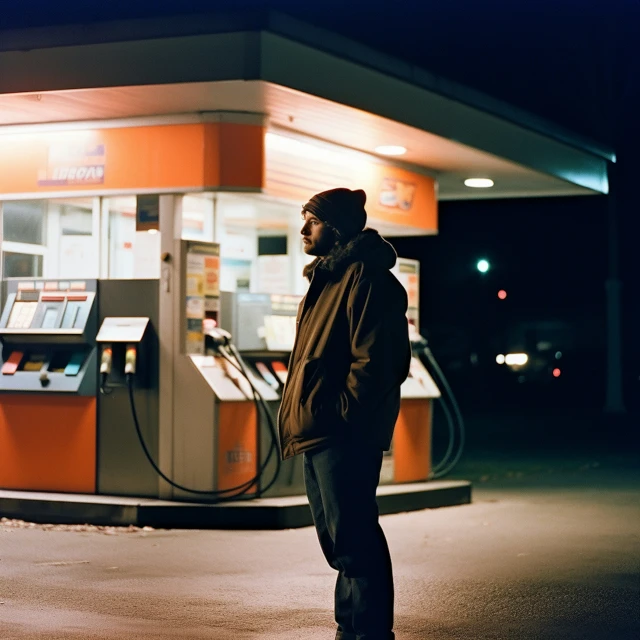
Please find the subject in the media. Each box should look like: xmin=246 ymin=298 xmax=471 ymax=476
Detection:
xmin=277 ymin=229 xmax=411 ymax=460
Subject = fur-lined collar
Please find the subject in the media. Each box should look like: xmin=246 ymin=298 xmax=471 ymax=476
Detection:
xmin=303 ymin=228 xmax=397 ymax=281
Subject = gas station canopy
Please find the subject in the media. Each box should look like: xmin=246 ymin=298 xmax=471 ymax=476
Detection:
xmin=0 ymin=11 xmax=613 ymax=201
xmin=0 ymin=9 xmax=611 ymax=525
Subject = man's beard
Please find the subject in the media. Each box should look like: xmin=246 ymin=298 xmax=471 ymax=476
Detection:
xmin=305 ymin=230 xmax=336 ymax=256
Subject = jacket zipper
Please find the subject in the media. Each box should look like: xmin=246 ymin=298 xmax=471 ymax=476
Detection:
xmin=277 ymin=270 xmax=317 ymax=445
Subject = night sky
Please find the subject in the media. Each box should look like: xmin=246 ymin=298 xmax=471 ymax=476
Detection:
xmin=1 ymin=0 xmax=638 ymax=414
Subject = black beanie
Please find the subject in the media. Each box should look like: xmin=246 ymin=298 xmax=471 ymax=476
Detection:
xmin=303 ymin=188 xmax=367 ymax=241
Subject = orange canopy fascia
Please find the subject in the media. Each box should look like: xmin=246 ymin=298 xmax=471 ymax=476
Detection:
xmin=0 ymin=122 xmax=265 ymax=196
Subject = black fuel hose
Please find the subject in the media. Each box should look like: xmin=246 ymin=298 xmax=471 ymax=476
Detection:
xmin=125 ymin=346 xmax=281 ymax=501
xmin=412 ymin=339 xmax=466 ymax=479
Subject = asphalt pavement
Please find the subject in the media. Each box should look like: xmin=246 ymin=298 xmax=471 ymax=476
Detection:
xmin=1 ymin=449 xmax=638 ymax=640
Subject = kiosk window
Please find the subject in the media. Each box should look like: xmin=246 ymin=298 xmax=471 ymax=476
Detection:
xmin=3 ymin=200 xmax=45 ymax=245
xmin=3 ymin=252 xmax=43 ymax=278
xmin=41 ymin=307 xmax=60 ymax=329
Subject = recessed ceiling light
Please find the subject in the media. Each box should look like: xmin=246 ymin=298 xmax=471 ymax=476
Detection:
xmin=464 ymin=178 xmax=494 ymax=188
xmin=375 ymin=145 xmax=407 ymax=156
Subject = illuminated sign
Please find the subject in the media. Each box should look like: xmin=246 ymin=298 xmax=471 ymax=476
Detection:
xmin=379 ymin=177 xmax=416 ymax=211
xmin=37 ymin=142 xmax=105 ymax=186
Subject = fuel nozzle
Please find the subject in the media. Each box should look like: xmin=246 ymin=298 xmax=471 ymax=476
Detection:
xmin=124 ymin=345 xmax=137 ymax=376
xmin=206 ymin=327 xmax=232 ymax=348
xmin=100 ymin=346 xmax=113 ymax=395
xmin=100 ymin=346 xmax=113 ymax=375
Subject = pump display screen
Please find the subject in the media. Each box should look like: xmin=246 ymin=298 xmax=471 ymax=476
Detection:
xmin=61 ymin=302 xmax=82 ymax=329
xmin=7 ymin=301 xmax=38 ymax=329
xmin=263 ymin=315 xmax=297 ymax=352
xmin=41 ymin=307 xmax=60 ymax=329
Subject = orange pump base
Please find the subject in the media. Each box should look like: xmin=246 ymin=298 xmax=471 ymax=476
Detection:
xmin=393 ymin=398 xmax=432 ymax=483
xmin=217 ymin=401 xmax=258 ymax=492
xmin=0 ymin=395 xmax=97 ymax=493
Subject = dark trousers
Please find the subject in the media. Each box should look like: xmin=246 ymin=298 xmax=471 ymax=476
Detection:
xmin=303 ymin=439 xmax=395 ymax=640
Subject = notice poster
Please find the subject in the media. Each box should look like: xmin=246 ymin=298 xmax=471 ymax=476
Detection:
xmin=186 ymin=296 xmax=205 ymax=319
xmin=185 ymin=251 xmax=205 ymax=354
xmin=204 ymin=255 xmax=220 ymax=297
xmin=183 ymin=241 xmax=220 ymax=355
xmin=395 ymin=258 xmax=420 ymax=329
xmin=404 ymin=273 xmax=419 ymax=309
xmin=186 ymin=318 xmax=204 ymax=355
xmin=136 ymin=194 xmax=160 ymax=231
xmin=186 ymin=252 xmax=205 ymax=296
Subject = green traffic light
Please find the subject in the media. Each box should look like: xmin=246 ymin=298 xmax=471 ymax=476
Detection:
xmin=477 ymin=259 xmax=490 ymax=273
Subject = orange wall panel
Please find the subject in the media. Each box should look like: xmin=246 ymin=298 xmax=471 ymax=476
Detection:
xmin=0 ymin=395 xmax=97 ymax=493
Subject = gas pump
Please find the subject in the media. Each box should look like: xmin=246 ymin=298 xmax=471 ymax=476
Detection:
xmin=410 ymin=330 xmax=466 ymax=479
xmin=0 ymin=279 xmax=99 ymax=493
xmin=391 ymin=257 xmax=466 ymax=482
xmin=219 ymin=282 xmax=452 ymax=492
xmin=383 ymin=332 xmax=441 ymax=484
xmin=218 ymin=256 xmax=464 ymax=492
xmin=219 ymin=291 xmax=304 ymax=497
xmin=94 ymin=241 xmax=282 ymax=502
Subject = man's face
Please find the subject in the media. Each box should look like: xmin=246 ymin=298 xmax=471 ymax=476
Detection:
xmin=300 ymin=210 xmax=335 ymax=256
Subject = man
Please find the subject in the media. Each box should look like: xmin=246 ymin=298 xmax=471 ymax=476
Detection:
xmin=278 ymin=188 xmax=411 ymax=640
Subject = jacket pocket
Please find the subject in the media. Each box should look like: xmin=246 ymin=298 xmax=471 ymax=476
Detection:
xmin=300 ymin=357 xmax=323 ymax=406
xmin=290 ymin=356 xmax=330 ymax=438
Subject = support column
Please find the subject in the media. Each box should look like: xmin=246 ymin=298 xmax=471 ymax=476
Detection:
xmin=604 ymin=162 xmax=626 ymax=415
xmin=99 ymin=198 xmax=110 ymax=278
xmin=157 ymin=194 xmax=183 ymax=498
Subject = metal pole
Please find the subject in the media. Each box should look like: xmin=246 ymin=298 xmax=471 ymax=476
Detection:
xmin=604 ymin=161 xmax=625 ymax=414
xmin=603 ymin=10 xmax=626 ymax=416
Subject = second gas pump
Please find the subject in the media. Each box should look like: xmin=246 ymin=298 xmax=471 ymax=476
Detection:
xmin=95 ymin=240 xmax=281 ymax=502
